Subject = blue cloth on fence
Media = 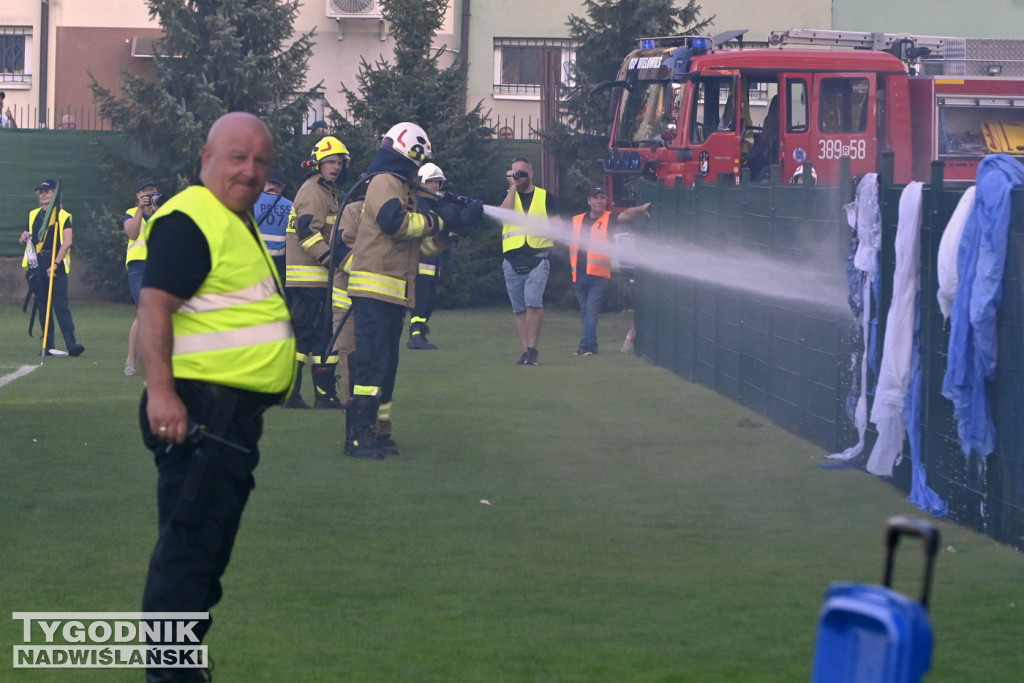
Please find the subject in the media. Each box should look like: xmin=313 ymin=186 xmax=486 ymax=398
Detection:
xmin=941 ymin=154 xmax=1024 ymax=458
xmin=906 ymin=294 xmax=949 ymax=516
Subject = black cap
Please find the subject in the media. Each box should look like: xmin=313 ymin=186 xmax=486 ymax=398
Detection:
xmin=267 ymin=168 xmax=287 ymax=186
xmin=308 ymin=120 xmax=328 ymax=131
xmin=589 ymin=187 xmax=607 ymax=197
xmin=35 ymin=178 xmax=57 ymax=192
xmin=135 ymin=177 xmax=158 ymax=193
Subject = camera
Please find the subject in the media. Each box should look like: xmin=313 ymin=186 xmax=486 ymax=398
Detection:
xmin=144 ymin=191 xmax=165 ymax=208
xmin=511 ymin=170 xmax=529 ymax=180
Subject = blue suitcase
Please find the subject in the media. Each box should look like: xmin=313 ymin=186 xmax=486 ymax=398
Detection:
xmin=811 ymin=516 xmax=940 ymax=683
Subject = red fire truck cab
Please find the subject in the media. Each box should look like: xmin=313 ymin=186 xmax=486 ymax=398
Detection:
xmin=602 ymin=29 xmax=1024 ymax=206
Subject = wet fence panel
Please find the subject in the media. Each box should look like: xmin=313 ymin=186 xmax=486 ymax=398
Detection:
xmin=633 ymin=166 xmax=1024 ymax=550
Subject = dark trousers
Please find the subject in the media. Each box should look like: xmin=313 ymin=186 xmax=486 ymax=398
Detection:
xmin=349 ymin=296 xmax=404 ymax=403
xmin=140 ymin=380 xmax=268 ymax=647
xmin=26 ymin=261 xmax=75 ymax=347
xmin=410 ymin=273 xmax=437 ymax=322
xmin=286 ymin=287 xmax=331 ymax=360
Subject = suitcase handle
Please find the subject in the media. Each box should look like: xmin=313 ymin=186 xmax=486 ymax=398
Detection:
xmin=883 ymin=516 xmax=940 ymax=609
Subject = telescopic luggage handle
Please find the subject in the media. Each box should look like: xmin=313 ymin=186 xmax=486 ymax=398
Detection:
xmin=883 ymin=516 xmax=940 ymax=610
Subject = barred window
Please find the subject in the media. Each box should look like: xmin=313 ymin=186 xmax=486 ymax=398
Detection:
xmin=1 ymin=27 xmax=31 ymax=84
xmin=493 ymin=38 xmax=576 ymax=98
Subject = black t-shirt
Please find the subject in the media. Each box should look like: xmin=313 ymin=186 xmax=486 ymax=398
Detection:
xmin=142 ymin=212 xmax=212 ymax=300
xmin=33 ymin=211 xmax=72 ymax=254
xmin=494 ymin=188 xmax=559 ymax=258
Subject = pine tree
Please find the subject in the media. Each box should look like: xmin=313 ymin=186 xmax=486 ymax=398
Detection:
xmin=339 ymin=0 xmax=506 ymax=307
xmin=551 ymin=0 xmax=713 ymax=207
xmin=90 ymin=0 xmax=318 ymax=191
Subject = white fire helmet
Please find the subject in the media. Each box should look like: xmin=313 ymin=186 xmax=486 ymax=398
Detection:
xmin=790 ymin=165 xmax=818 ymax=184
xmin=382 ymin=122 xmax=431 ymax=165
xmin=418 ymin=162 xmax=446 ymax=186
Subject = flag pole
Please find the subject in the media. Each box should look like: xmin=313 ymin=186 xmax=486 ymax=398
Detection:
xmin=38 ymin=179 xmax=63 ymax=361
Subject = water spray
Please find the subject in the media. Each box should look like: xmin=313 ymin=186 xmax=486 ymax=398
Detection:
xmin=481 ymin=205 xmax=850 ymax=314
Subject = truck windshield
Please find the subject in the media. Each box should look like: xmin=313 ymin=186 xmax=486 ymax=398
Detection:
xmin=613 ymin=81 xmax=681 ymax=147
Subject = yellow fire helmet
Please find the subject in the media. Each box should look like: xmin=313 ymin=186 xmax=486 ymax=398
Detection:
xmin=309 ymin=136 xmax=350 ymax=169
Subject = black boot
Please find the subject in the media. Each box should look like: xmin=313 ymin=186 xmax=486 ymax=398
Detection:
xmin=312 ymin=363 xmax=344 ymax=409
xmin=345 ymin=396 xmax=383 ymax=459
xmin=283 ymin=361 xmax=311 ymax=409
xmin=407 ymin=322 xmax=437 ymax=350
xmin=64 ymin=332 xmax=85 ymax=357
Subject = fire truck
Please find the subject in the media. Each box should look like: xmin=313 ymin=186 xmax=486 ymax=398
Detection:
xmin=601 ymin=28 xmax=1024 ymax=206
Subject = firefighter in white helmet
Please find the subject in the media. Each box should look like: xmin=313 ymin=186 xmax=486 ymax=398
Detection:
xmin=283 ymin=135 xmax=350 ymax=409
xmin=406 ymin=162 xmax=448 ymax=350
xmin=344 ymin=122 xmax=456 ymax=458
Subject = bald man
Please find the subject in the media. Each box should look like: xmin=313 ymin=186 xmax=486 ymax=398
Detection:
xmin=137 ymin=112 xmax=295 ymax=681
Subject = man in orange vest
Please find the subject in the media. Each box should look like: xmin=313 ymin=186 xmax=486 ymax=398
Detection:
xmin=569 ymin=188 xmax=650 ymax=355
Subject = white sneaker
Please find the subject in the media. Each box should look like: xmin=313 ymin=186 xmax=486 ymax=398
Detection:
xmin=124 ymin=364 xmax=137 ymax=376
xmin=45 ymin=348 xmax=69 ymax=357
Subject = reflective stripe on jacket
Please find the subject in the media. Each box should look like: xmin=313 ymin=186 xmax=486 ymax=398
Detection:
xmin=502 ymin=188 xmax=553 ymax=253
xmin=570 ymin=211 xmax=613 ymax=281
xmin=146 ymin=186 xmax=296 ymax=394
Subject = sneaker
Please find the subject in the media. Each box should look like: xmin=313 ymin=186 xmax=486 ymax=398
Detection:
xmin=124 ymin=364 xmax=137 ymax=376
xmin=574 ymin=345 xmax=594 ymax=356
xmin=526 ymin=347 xmax=539 ymax=365
xmin=44 ymin=348 xmax=68 ymax=356
xmin=67 ymin=343 xmax=85 ymax=357
xmin=515 ymin=351 xmax=530 ymax=365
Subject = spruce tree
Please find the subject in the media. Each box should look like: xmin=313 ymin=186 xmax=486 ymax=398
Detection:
xmin=90 ymin=0 xmax=318 ymax=191
xmin=339 ymin=0 xmax=506 ymax=307
xmin=552 ymin=0 xmax=713 ymax=206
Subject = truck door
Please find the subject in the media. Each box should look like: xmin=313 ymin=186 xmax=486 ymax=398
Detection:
xmin=809 ymin=73 xmax=876 ymax=183
xmin=687 ymin=74 xmax=741 ymax=182
xmin=779 ymin=77 xmax=812 ymax=182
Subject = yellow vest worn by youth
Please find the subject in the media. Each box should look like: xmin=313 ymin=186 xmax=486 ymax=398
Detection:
xmin=502 ymin=188 xmax=553 ymax=253
xmin=23 ymin=207 xmax=73 ymax=272
xmin=570 ymin=211 xmax=612 ymax=281
xmin=124 ymin=206 xmax=149 ymax=266
xmin=145 ymin=186 xmax=296 ymax=395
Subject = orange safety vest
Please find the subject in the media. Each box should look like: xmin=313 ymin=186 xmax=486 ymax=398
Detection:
xmin=570 ymin=211 xmax=612 ymax=281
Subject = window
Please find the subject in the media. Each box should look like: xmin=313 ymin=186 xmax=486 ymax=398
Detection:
xmin=1 ymin=27 xmax=31 ymax=84
xmin=787 ymin=80 xmax=808 ymax=133
xmin=493 ymin=38 xmax=576 ymax=98
xmin=819 ymin=78 xmax=869 ymax=134
xmin=690 ymin=77 xmax=734 ymax=143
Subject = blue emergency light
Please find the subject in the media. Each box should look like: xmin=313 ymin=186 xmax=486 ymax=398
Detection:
xmin=640 ymin=36 xmax=712 ymax=53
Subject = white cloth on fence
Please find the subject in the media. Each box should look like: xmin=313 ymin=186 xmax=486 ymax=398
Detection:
xmin=867 ymin=182 xmax=924 ymax=476
xmin=936 ymin=186 xmax=976 ymax=321
xmin=828 ymin=173 xmax=880 ymax=461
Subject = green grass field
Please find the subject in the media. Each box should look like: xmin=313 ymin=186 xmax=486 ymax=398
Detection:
xmin=2 ymin=301 xmax=1022 ymax=682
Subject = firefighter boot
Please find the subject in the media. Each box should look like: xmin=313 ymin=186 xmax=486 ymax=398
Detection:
xmin=312 ymin=363 xmax=344 ymax=409
xmin=407 ymin=321 xmax=437 ymax=350
xmin=64 ymin=332 xmax=85 ymax=357
xmin=345 ymin=396 xmax=384 ymax=459
xmin=375 ymin=420 xmax=399 ymax=456
xmin=283 ymin=361 xmax=312 ymax=409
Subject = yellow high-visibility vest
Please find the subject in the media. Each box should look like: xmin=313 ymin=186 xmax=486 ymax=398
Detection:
xmin=145 ymin=186 xmax=296 ymax=394
xmin=502 ymin=188 xmax=553 ymax=252
xmin=124 ymin=206 xmax=149 ymax=265
xmin=24 ymin=207 xmax=73 ymax=272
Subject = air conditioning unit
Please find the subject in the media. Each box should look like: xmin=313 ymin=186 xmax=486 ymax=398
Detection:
xmin=326 ymin=0 xmax=382 ymax=19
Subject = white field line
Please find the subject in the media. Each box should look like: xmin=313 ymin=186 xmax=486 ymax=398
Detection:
xmin=0 ymin=365 xmax=40 ymax=388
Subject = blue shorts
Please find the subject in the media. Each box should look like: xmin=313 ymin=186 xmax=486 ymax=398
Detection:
xmin=127 ymin=260 xmax=145 ymax=305
xmin=502 ymin=256 xmax=549 ymax=314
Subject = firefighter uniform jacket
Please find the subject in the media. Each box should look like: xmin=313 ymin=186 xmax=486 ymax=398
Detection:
xmin=348 ymin=173 xmax=446 ymax=309
xmin=332 ymin=200 xmax=361 ymax=312
xmin=286 ymin=175 xmax=339 ymax=288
